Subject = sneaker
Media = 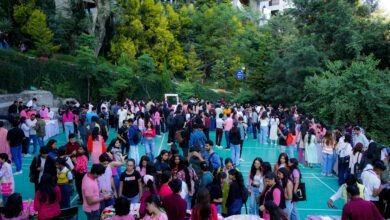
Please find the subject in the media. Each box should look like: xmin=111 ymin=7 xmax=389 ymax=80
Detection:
xmin=321 ymin=172 xmax=326 ymax=176
xmin=216 ymin=145 xmax=223 ymax=149
xmin=24 ymin=154 xmax=32 ymax=157
xmin=225 ymin=148 xmax=230 ymax=150
xmin=239 ymin=158 xmax=244 ymax=162
xmin=14 ymin=171 xmax=23 ymax=176
xmin=327 ymin=174 xmax=333 ymax=177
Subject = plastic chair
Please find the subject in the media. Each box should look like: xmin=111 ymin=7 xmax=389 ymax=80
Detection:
xmin=59 ymin=206 xmax=79 ymax=220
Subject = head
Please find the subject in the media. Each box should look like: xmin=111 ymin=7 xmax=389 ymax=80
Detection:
xmin=373 ymin=160 xmax=386 ymax=175
xmin=262 ymin=162 xmax=272 ymax=175
xmin=157 ymin=150 xmax=169 ymax=161
xmin=90 ymin=164 xmax=106 ymax=179
xmin=169 ymin=178 xmax=182 ymax=194
xmin=353 ymin=126 xmax=361 ymax=136
xmin=114 ymin=197 xmax=130 ymax=216
xmin=277 ymin=153 xmax=289 ymax=165
xmin=126 ymin=159 xmax=136 ymax=172
xmin=39 ymin=146 xmax=50 ymax=159
xmin=99 ymin=153 xmax=112 ymax=167
xmin=264 ymin=172 xmax=279 ymax=187
xmin=147 ymin=120 xmax=154 ymax=129
xmin=277 ymin=167 xmax=290 ymax=188
xmin=77 ymin=145 xmax=86 ymax=155
xmin=56 ymin=157 xmax=67 ymax=170
xmin=345 ymin=174 xmax=358 ymax=186
xmin=346 ymin=184 xmax=360 ymax=198
xmin=195 ymin=188 xmax=211 ymax=219
xmin=224 ymin=158 xmax=234 ymax=170
xmin=200 ymin=161 xmax=209 ymax=172
xmin=46 ymin=139 xmax=57 ymax=150
xmin=146 ymin=195 xmax=163 ymax=214
xmin=68 ymin=133 xmax=76 ymax=143
xmin=3 ymin=193 xmax=23 ymax=218
xmin=0 ymin=153 xmax=10 ymax=164
xmin=288 ymin=158 xmax=299 ymax=171
xmin=250 ymin=157 xmax=263 ymax=180
xmin=161 ymin=170 xmax=172 ymax=184
xmin=140 ymin=155 xmax=150 ymax=168
xmin=205 ymin=140 xmax=214 ymax=152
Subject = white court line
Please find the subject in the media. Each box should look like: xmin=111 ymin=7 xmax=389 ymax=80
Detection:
xmin=157 ymin=133 xmax=166 ymax=155
xmin=312 ymin=173 xmax=337 ymax=193
xmin=297 ymin=208 xmax=341 ymax=211
xmin=71 ymin=195 xmax=79 ymax=204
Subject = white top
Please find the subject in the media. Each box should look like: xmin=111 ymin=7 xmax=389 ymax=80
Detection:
xmin=348 ymin=152 xmax=363 ymax=174
xmin=336 ymin=138 xmax=352 ymax=158
xmin=361 ymin=164 xmax=381 ymax=201
xmin=48 ymin=111 xmax=55 ymax=119
xmin=216 ymin=118 xmax=224 ymax=129
xmin=20 ymin=123 xmax=30 ymax=137
xmin=26 ymin=119 xmax=37 ymax=135
xmin=39 ymin=157 xmax=46 ymax=183
xmin=180 ymin=180 xmax=188 ymax=199
xmin=260 ymin=118 xmax=269 ymax=127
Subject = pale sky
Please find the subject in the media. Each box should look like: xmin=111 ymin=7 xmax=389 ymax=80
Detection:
xmin=378 ymin=0 xmax=390 ymax=15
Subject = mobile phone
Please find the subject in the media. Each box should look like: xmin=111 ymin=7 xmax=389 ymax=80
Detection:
xmin=124 ymin=154 xmax=128 ymax=160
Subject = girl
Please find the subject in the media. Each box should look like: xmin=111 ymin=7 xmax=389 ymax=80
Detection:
xmin=62 ymin=108 xmax=74 ymax=141
xmin=139 ymin=175 xmax=157 ymax=219
xmin=229 ymin=122 xmax=241 ymax=166
xmin=154 ymin=150 xmax=169 ymax=174
xmin=191 ymin=188 xmax=218 ymax=220
xmin=34 ymin=174 xmax=62 ymax=220
xmin=108 ymin=138 xmax=124 ymax=190
xmin=111 ymin=197 xmax=135 ymax=220
xmin=269 ymin=115 xmax=279 ymax=145
xmin=88 ymin=127 xmax=106 ymax=164
xmin=321 ymin=131 xmax=335 ymax=176
xmin=137 ymin=155 xmax=150 ymax=177
xmin=297 ymin=121 xmax=308 ymax=164
xmin=143 ymin=195 xmax=168 ymax=220
xmin=1 ymin=193 xmax=31 ymax=220
xmin=287 ymin=122 xmax=298 ymax=159
xmin=151 ymin=107 xmax=161 ymax=136
xmin=169 ymin=154 xmax=181 ymax=178
xmin=263 ymin=200 xmax=288 ymax=220
xmin=305 ymin=128 xmax=318 ymax=168
xmin=226 ymin=169 xmax=244 ymax=216
xmin=274 ymin=153 xmax=289 ymax=174
xmin=259 ymin=111 xmax=270 ymax=145
xmin=119 ymin=159 xmax=142 ymax=203
xmin=288 ymin=158 xmax=301 ymax=220
xmin=260 ymin=172 xmax=285 ymax=220
xmin=277 ymin=167 xmax=293 ymax=218
xmin=209 ymin=172 xmax=224 ymax=214
xmin=144 ymin=120 xmax=156 ymax=161
xmin=72 ymin=145 xmax=88 ymax=204
xmin=0 ymin=153 xmax=14 ymax=205
xmin=248 ymin=157 xmax=264 ymax=215
xmin=19 ymin=116 xmax=30 ymax=156
xmin=349 ymin=142 xmax=363 ymax=178
xmin=177 ymin=160 xmax=198 ymax=209
xmin=337 ymin=134 xmax=353 ymax=185
xmin=55 ymin=157 xmax=73 ymax=209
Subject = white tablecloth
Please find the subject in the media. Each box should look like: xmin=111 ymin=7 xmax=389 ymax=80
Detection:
xmin=44 ymin=120 xmax=59 ymax=140
xmin=224 ymin=215 xmax=262 ymax=220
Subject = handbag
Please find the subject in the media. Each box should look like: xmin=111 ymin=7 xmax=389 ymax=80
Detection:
xmin=339 ymin=155 xmax=350 ymax=164
xmin=292 ymin=182 xmax=307 ymax=202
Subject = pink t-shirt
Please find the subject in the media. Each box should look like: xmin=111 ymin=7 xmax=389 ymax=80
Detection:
xmin=143 ymin=212 xmax=168 ymax=220
xmin=62 ymin=112 xmax=74 ymax=123
xmin=159 ymin=184 xmax=173 ymax=198
xmin=263 ymin=187 xmax=281 ymax=220
xmin=82 ymin=174 xmax=100 ymax=212
xmin=224 ymin=117 xmax=233 ymax=131
xmin=111 ymin=215 xmax=135 ymax=220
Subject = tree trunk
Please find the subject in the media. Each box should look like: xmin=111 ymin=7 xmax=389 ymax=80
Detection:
xmin=93 ymin=0 xmax=111 ymax=56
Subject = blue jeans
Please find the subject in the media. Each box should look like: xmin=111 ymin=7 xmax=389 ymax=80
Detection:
xmin=85 ymin=210 xmax=100 ymax=220
xmin=126 ymin=194 xmax=140 ymax=203
xmin=64 ymin=122 xmax=75 ymax=140
xmin=231 ymin=144 xmax=240 ymax=166
xmin=322 ymin=153 xmax=333 ymax=175
xmin=186 ymin=195 xmax=192 ymax=210
xmin=249 ymin=186 xmax=260 ymax=215
xmin=338 ymin=157 xmax=349 ymax=185
xmin=284 ymin=199 xmax=293 ymax=218
xmin=10 ymin=146 xmax=22 ymax=172
xmin=29 ymin=135 xmax=39 ymax=154
xmin=155 ymin=124 xmax=160 ymax=135
xmin=287 ymin=144 xmax=296 ymax=159
xmin=113 ymin=174 xmax=120 ymax=193
xmin=38 ymin=136 xmax=45 ymax=148
xmin=291 ymin=201 xmax=300 ymax=220
xmin=59 ymin=184 xmax=72 ymax=209
xmin=144 ymin=139 xmax=155 ymax=161
xmin=130 ymin=145 xmax=139 ymax=165
xmin=260 ymin=126 xmax=268 ymax=144
xmin=224 ymin=131 xmax=230 ymax=148
xmin=228 ymin=199 xmax=243 ymax=216
xmin=252 ymin=122 xmax=258 ymax=139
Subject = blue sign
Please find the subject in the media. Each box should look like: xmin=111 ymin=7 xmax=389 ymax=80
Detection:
xmin=236 ymin=70 xmax=244 ymax=80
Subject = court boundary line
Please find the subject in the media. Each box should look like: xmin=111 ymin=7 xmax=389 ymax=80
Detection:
xmin=158 ymin=133 xmax=166 ymax=155
xmin=71 ymin=195 xmax=79 ymax=204
xmin=312 ymin=173 xmax=337 ymax=193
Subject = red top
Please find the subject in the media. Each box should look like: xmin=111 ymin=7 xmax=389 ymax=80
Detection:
xmin=163 ymin=194 xmax=187 ymax=220
xmin=143 ymin=128 xmax=156 ymax=139
xmin=342 ymin=197 xmax=383 ymax=220
xmin=191 ymin=203 xmax=218 ymax=220
xmin=159 ymin=184 xmax=173 ymax=198
xmin=34 ymin=186 xmax=62 ymax=220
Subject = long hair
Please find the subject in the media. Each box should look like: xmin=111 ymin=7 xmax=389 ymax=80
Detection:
xmin=308 ymin=128 xmax=315 ymax=143
xmin=194 ymin=188 xmax=211 ymax=219
xmin=139 ymin=155 xmax=150 ymax=168
xmin=262 ymin=162 xmax=272 ymax=175
xmin=250 ymin=157 xmax=263 ymax=180
xmin=289 ymin=158 xmax=301 ymax=179
xmin=278 ymin=167 xmax=290 ymax=189
xmin=179 ymin=160 xmax=193 ymax=194
xmin=228 ymin=169 xmax=244 ymax=189
xmin=323 ymin=130 xmax=334 ymax=146
xmin=277 ymin=153 xmax=289 ymax=166
xmin=92 ymin=127 xmax=100 ymax=141
xmin=38 ymin=174 xmax=57 ymax=204
xmin=3 ymin=193 xmax=23 ymax=218
xmin=289 ymin=122 xmax=296 ymax=135
xmin=264 ymin=200 xmax=286 ymax=220
xmin=107 ymin=138 xmax=119 ymax=152
xmin=156 ymin=150 xmax=169 ymax=162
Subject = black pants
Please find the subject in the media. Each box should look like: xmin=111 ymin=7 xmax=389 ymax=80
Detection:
xmin=168 ymin=127 xmax=175 ymax=143
xmin=372 ymin=200 xmax=385 ymax=217
xmin=204 ymin=128 xmax=209 ymax=140
xmin=75 ymin=172 xmax=86 ymax=202
xmin=121 ymin=142 xmax=130 ymax=155
xmin=240 ymin=139 xmax=244 ymax=156
xmin=216 ymin=128 xmax=223 ymax=146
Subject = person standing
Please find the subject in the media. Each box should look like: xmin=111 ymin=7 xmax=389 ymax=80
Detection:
xmin=0 ymin=153 xmax=14 ymax=205
xmin=215 ymin=114 xmax=224 ymax=148
xmin=0 ymin=121 xmax=11 ymax=160
xmin=237 ymin=117 xmax=247 ymax=162
xmin=26 ymin=114 xmax=39 ymax=155
xmin=35 ymin=114 xmax=46 ymax=148
xmin=6 ymin=121 xmax=25 ymax=175
xmin=82 ymin=164 xmax=111 ymax=220
xmin=259 ymin=112 xmax=270 ymax=145
xmin=163 ymin=179 xmax=187 ymax=220
xmin=321 ymin=131 xmax=335 ymax=176
xmin=29 ymin=147 xmax=57 ymax=191
xmin=34 ymin=174 xmax=62 ymax=220
xmin=305 ymin=128 xmax=318 ymax=168
xmin=224 ymin=113 xmax=233 ymax=149
xmin=117 ymin=119 xmax=129 ymax=154
xmin=128 ymin=119 xmax=140 ymax=165
xmin=88 ymin=127 xmax=106 ymax=164
xmin=143 ymin=120 xmax=156 ymax=161
xmin=251 ymin=108 xmax=259 ymax=140
xmin=62 ymin=108 xmax=75 ymax=141
xmin=361 ymin=160 xmax=386 ymax=215
xmin=119 ymin=159 xmax=143 ymax=203
xmin=278 ymin=123 xmax=288 ymax=153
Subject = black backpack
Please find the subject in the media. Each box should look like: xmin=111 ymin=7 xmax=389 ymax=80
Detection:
xmin=132 ymin=128 xmax=142 ymax=145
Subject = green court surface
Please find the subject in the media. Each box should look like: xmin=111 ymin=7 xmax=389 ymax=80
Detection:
xmin=14 ymin=129 xmax=343 ymax=219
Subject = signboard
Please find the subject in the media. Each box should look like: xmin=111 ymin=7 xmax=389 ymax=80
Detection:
xmin=236 ymin=70 xmax=244 ymax=80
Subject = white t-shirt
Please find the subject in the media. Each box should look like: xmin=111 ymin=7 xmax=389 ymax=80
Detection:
xmin=26 ymin=119 xmax=37 ymax=135
xmin=216 ymin=118 xmax=224 ymax=129
xmin=260 ymin=118 xmax=269 ymax=127
xmin=361 ymin=164 xmax=381 ymax=201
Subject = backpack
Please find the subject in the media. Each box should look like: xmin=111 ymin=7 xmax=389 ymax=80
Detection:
xmin=286 ymin=132 xmax=294 ymax=146
xmin=208 ymin=153 xmax=222 ymax=174
xmin=132 ymin=128 xmax=142 ymax=145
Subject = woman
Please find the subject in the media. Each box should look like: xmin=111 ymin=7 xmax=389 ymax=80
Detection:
xmin=269 ymin=115 xmax=279 ymax=145
xmin=226 ymin=169 xmax=244 ymax=216
xmin=0 ymin=153 xmax=14 ymax=204
xmin=1 ymin=193 xmax=31 ymax=220
xmin=229 ymin=122 xmax=241 ymax=166
xmin=139 ymin=175 xmax=157 ymax=219
xmin=337 ymin=134 xmax=353 ymax=185
xmin=297 ymin=121 xmax=308 ymax=164
xmin=137 ymin=155 xmax=150 ymax=177
xmin=88 ymin=127 xmax=106 ymax=164
xmin=287 ymin=122 xmax=297 ymax=159
xmin=304 ymin=128 xmax=317 ymax=168
xmin=143 ymin=195 xmax=168 ymax=220
xmin=154 ymin=150 xmax=169 ymax=174
xmin=19 ymin=117 xmax=30 ymax=156
xmin=259 ymin=111 xmax=270 ymax=145
xmin=34 ymin=174 xmax=61 ymax=220
xmin=288 ymin=158 xmax=301 ymax=220
xmin=169 ymin=154 xmax=181 ymax=178
xmin=111 ymin=197 xmax=135 ymax=220
xmin=72 ymin=145 xmax=88 ymax=204
xmin=151 ymin=107 xmax=161 ymax=136
xmin=248 ymin=157 xmax=264 ymax=215
xmin=273 ymin=153 xmax=289 ymax=174
xmin=209 ymin=172 xmax=224 ymax=214
xmin=278 ymin=167 xmax=293 ymax=218
xmin=144 ymin=120 xmax=156 ymax=161
xmin=119 ymin=159 xmax=142 ymax=203
xmin=321 ymin=131 xmax=335 ymax=176
xmin=349 ymin=142 xmax=363 ymax=178
xmin=62 ymin=108 xmax=74 ymax=141
xmin=177 ymin=160 xmax=198 ymax=209
xmin=0 ymin=121 xmax=11 ymax=160
xmin=263 ymin=200 xmax=288 ymax=220
xmin=260 ymin=172 xmax=285 ymax=220
xmin=191 ymin=188 xmax=218 ymax=220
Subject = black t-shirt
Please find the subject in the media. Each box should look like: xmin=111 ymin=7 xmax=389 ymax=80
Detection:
xmin=118 ymin=126 xmax=129 ymax=143
xmin=279 ymin=128 xmax=288 ymax=146
xmin=120 ymin=171 xmax=141 ymax=198
xmin=7 ymin=127 xmax=25 ymax=146
xmin=208 ymin=182 xmax=222 ymax=204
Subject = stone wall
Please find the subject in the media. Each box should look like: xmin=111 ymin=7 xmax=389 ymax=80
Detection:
xmin=0 ymin=90 xmax=54 ymax=115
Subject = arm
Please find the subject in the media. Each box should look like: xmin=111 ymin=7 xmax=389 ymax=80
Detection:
xmin=119 ymin=181 xmax=123 ymax=197
xmin=293 ymin=176 xmax=299 ymax=192
xmin=138 ymin=178 xmax=143 ymax=197
xmin=111 ymin=176 xmax=117 ymax=197
xmin=273 ymin=188 xmax=281 ymax=206
xmin=286 ymin=181 xmax=293 ymax=200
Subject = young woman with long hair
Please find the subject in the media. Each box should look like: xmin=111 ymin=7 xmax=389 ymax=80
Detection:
xmin=1 ymin=193 xmax=31 ymax=220
xmin=154 ymin=150 xmax=169 ymax=175
xmin=139 ymin=175 xmax=157 ymax=219
xmin=273 ymin=153 xmax=289 ymax=174
xmin=260 ymin=172 xmax=285 ymax=220
xmin=177 ymin=160 xmax=198 ymax=209
xmin=62 ymin=108 xmax=74 ymax=141
xmin=137 ymin=155 xmax=150 ymax=178
xmin=209 ymin=172 xmax=224 ymax=214
xmin=305 ymin=128 xmax=318 ymax=168
xmin=0 ymin=153 xmax=14 ymax=205
xmin=259 ymin=111 xmax=270 ymax=145
xmin=248 ymin=157 xmax=264 ymax=215
xmin=278 ymin=167 xmax=294 ymax=219
xmin=263 ymin=200 xmax=288 ymax=220
xmin=321 ymin=131 xmax=335 ymax=176
xmin=144 ymin=120 xmax=156 ymax=161
xmin=269 ymin=114 xmax=280 ymax=146
xmin=34 ymin=174 xmax=62 ymax=220
xmin=191 ymin=188 xmax=218 ymax=220
xmin=88 ymin=127 xmax=106 ymax=164
xmin=226 ymin=169 xmax=245 ymax=216
xmin=72 ymin=145 xmax=88 ymax=204
xmin=143 ymin=195 xmax=168 ymax=220
xmin=288 ymin=158 xmax=301 ymax=220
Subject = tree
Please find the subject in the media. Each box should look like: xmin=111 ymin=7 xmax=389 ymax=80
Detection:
xmin=184 ymin=44 xmax=202 ymax=82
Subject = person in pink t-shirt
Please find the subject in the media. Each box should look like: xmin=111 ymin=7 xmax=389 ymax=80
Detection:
xmin=111 ymin=197 xmax=135 ymax=220
xmin=159 ymin=170 xmax=173 ymax=198
xmin=82 ymin=164 xmax=112 ymax=219
xmin=144 ymin=195 xmax=168 ymax=220
xmin=224 ymin=114 xmax=233 ymax=149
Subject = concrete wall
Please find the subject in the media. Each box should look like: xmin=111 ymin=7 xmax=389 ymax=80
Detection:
xmin=0 ymin=90 xmax=54 ymax=115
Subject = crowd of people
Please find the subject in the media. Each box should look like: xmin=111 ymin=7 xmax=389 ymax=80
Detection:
xmin=0 ymin=97 xmax=388 ymax=220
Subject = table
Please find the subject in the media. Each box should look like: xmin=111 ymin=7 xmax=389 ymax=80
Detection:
xmin=101 ymin=203 xmax=140 ymax=220
xmin=44 ymin=120 xmax=60 ymax=140
xmin=224 ymin=215 xmax=262 ymax=220
xmin=306 ymin=216 xmax=341 ymax=220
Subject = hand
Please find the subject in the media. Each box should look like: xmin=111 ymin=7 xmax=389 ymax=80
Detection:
xmin=103 ymin=193 xmax=112 ymax=200
xmin=37 ymin=167 xmax=41 ymax=171
xmin=259 ymin=205 xmax=265 ymax=212
xmin=327 ymin=199 xmax=333 ymax=208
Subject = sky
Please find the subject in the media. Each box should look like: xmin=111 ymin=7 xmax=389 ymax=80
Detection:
xmin=378 ymin=0 xmax=390 ymax=15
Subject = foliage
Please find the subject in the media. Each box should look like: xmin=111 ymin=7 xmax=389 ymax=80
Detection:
xmin=304 ymin=56 xmax=390 ymax=142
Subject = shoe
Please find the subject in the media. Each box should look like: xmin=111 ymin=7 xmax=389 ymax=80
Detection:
xmin=24 ymin=154 xmax=31 ymax=157
xmin=225 ymin=148 xmax=230 ymax=150
xmin=239 ymin=158 xmax=244 ymax=162
xmin=321 ymin=172 xmax=326 ymax=176
xmin=14 ymin=171 xmax=23 ymax=175
xmin=327 ymin=174 xmax=333 ymax=177
xmin=216 ymin=145 xmax=223 ymax=149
